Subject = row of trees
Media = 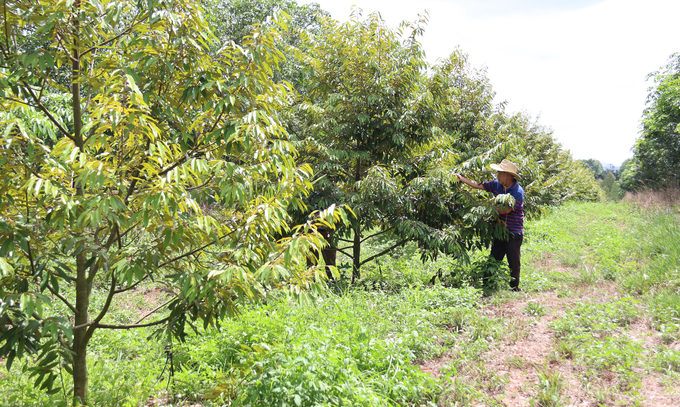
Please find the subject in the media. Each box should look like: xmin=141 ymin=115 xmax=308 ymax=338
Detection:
xmin=289 ymin=9 xmax=603 ymax=279
xmin=0 ymin=0 xmax=601 ymax=402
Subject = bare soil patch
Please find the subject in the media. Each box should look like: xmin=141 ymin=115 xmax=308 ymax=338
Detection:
xmin=422 ymin=283 xmax=680 ymax=406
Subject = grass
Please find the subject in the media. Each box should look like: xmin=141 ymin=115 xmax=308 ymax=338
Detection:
xmin=171 ymin=288 xmax=479 ymax=406
xmin=2 ymin=199 xmax=680 ymax=406
xmin=530 ymin=365 xmax=565 ymax=407
xmin=523 ymin=301 xmax=546 ymax=318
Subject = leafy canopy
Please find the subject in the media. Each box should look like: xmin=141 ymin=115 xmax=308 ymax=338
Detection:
xmin=623 ymin=53 xmax=680 ymax=190
xmin=0 ymin=0 xmax=345 ymax=400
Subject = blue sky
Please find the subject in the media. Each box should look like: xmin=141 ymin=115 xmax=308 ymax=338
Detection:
xmin=299 ymin=0 xmax=680 ymax=166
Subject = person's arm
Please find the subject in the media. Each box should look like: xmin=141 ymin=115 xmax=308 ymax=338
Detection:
xmin=455 ymin=174 xmax=485 ymax=190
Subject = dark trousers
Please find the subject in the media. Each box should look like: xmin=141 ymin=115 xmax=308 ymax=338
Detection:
xmin=490 ymin=234 xmax=523 ymax=289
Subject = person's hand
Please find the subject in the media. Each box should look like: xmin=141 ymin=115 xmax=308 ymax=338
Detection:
xmin=454 ymin=173 xmax=462 ymax=182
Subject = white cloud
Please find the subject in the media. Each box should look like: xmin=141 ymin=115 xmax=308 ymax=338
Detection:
xmin=300 ymin=0 xmax=680 ymax=165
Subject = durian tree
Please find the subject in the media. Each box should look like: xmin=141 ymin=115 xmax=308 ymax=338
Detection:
xmin=0 ymin=0 xmax=345 ymax=402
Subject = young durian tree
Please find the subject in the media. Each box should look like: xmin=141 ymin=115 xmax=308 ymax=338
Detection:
xmin=291 ymin=10 xmax=442 ymax=280
xmin=0 ymin=0 xmax=345 ymax=402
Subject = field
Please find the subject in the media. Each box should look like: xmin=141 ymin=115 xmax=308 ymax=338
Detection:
xmin=2 ymin=199 xmax=680 ymax=406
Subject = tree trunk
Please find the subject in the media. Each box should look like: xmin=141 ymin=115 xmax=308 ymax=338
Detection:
xmin=352 ymin=156 xmax=362 ymax=282
xmin=71 ymin=3 xmax=89 ymax=401
xmin=73 ymin=253 xmax=90 ymax=403
xmin=352 ymin=225 xmax=361 ymax=282
xmin=320 ymin=229 xmax=336 ymax=280
xmin=307 ymin=228 xmax=337 ymax=281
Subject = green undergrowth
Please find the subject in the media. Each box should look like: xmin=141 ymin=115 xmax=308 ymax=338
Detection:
xmin=0 ymin=285 xmax=169 ymax=407
xmin=549 ymin=297 xmax=646 ymax=398
xmin=173 ymin=285 xmax=481 ymax=406
xmin=3 ymin=201 xmax=680 ymax=406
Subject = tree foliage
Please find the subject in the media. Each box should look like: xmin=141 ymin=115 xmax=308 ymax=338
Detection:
xmin=0 ymin=0 xmax=344 ymax=402
xmin=202 ymin=0 xmax=326 ymax=46
xmin=623 ymin=53 xmax=680 ymax=190
xmin=202 ymin=0 xmax=328 ymax=88
xmin=505 ymin=114 xmax=604 ymax=206
xmin=292 ymin=10 xmax=603 ymax=279
xmin=292 ymin=10 xmax=457 ymax=279
xmin=579 ymin=158 xmax=605 ymax=179
xmin=600 ymin=171 xmax=622 ymax=201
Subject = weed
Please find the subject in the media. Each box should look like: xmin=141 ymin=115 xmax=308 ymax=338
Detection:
xmin=553 ymin=340 xmax=574 ymax=360
xmin=467 ymin=316 xmax=504 ymax=344
xmin=506 ymin=355 xmax=532 ymax=369
xmin=5 ymin=200 xmax=678 ymax=406
xmin=572 ymin=264 xmax=600 ymax=285
xmin=549 ymin=298 xmax=640 ymax=338
xmin=444 ymin=377 xmax=482 ymax=406
xmin=648 ymin=292 xmax=680 ymax=343
xmin=404 ymin=284 xmax=481 ymax=311
xmin=575 ymin=333 xmax=645 ymax=392
xmin=483 ymin=371 xmax=508 ymax=395
xmin=555 ymin=289 xmax=572 ymax=298
xmin=503 ymin=318 xmax=534 ymax=344
xmin=530 ymin=365 xmax=565 ymax=407
xmin=558 ymin=249 xmax=583 ymax=268
xmin=434 ymin=307 xmax=473 ymax=333
xmin=524 ymin=301 xmax=546 ymax=318
xmin=653 ymin=346 xmax=680 ymax=374
xmin=521 ymin=268 xmax=558 ymax=292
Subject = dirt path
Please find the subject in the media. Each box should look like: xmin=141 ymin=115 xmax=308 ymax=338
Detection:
xmin=421 ymin=283 xmax=680 ymax=406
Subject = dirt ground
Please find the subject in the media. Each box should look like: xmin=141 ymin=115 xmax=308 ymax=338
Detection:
xmin=420 ymin=282 xmax=680 ymax=406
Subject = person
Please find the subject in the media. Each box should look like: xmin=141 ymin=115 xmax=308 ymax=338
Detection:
xmin=454 ymin=159 xmax=524 ymax=291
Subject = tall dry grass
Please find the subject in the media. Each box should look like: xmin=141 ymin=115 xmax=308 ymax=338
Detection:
xmin=622 ymin=187 xmax=680 ymax=209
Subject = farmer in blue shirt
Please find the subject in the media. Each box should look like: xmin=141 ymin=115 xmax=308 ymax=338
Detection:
xmin=455 ymin=159 xmax=525 ymax=291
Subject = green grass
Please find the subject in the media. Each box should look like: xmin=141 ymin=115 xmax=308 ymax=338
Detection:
xmin=530 ymin=365 xmax=565 ymax=407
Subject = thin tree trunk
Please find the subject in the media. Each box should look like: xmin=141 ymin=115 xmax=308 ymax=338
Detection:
xmin=352 ymin=225 xmax=361 ymax=282
xmin=352 ymin=156 xmax=362 ymax=282
xmin=71 ymin=3 xmax=89 ymax=401
xmin=73 ymin=254 xmax=89 ymax=403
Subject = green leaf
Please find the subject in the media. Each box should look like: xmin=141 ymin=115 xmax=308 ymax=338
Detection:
xmin=0 ymin=238 xmax=14 ymax=257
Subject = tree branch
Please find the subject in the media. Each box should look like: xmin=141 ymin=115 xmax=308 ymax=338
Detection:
xmin=185 ymin=174 xmax=215 ymax=192
xmin=157 ymin=228 xmax=238 ymax=269
xmin=21 ymin=81 xmax=74 ymax=141
xmin=86 ymin=276 xmax=117 ymax=335
xmin=113 ymin=278 xmax=147 ymax=295
xmin=46 ymin=283 xmax=78 ymax=315
xmin=54 ymin=33 xmax=78 ymax=64
xmin=360 ymin=239 xmax=407 ymax=266
xmin=0 ymin=95 xmax=38 ymax=107
xmin=360 ymin=226 xmax=394 ymax=243
xmin=81 ymin=17 xmax=141 ymax=58
xmin=336 ymin=246 xmax=353 ymax=258
xmin=96 ymin=315 xmax=171 ymax=330
xmin=114 ymin=228 xmax=238 ymax=294
xmin=3 ymin=0 xmax=10 ymax=53
xmin=135 ymin=296 xmax=174 ymax=324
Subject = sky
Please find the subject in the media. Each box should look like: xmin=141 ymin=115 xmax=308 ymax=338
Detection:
xmin=298 ymin=0 xmax=680 ymax=167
